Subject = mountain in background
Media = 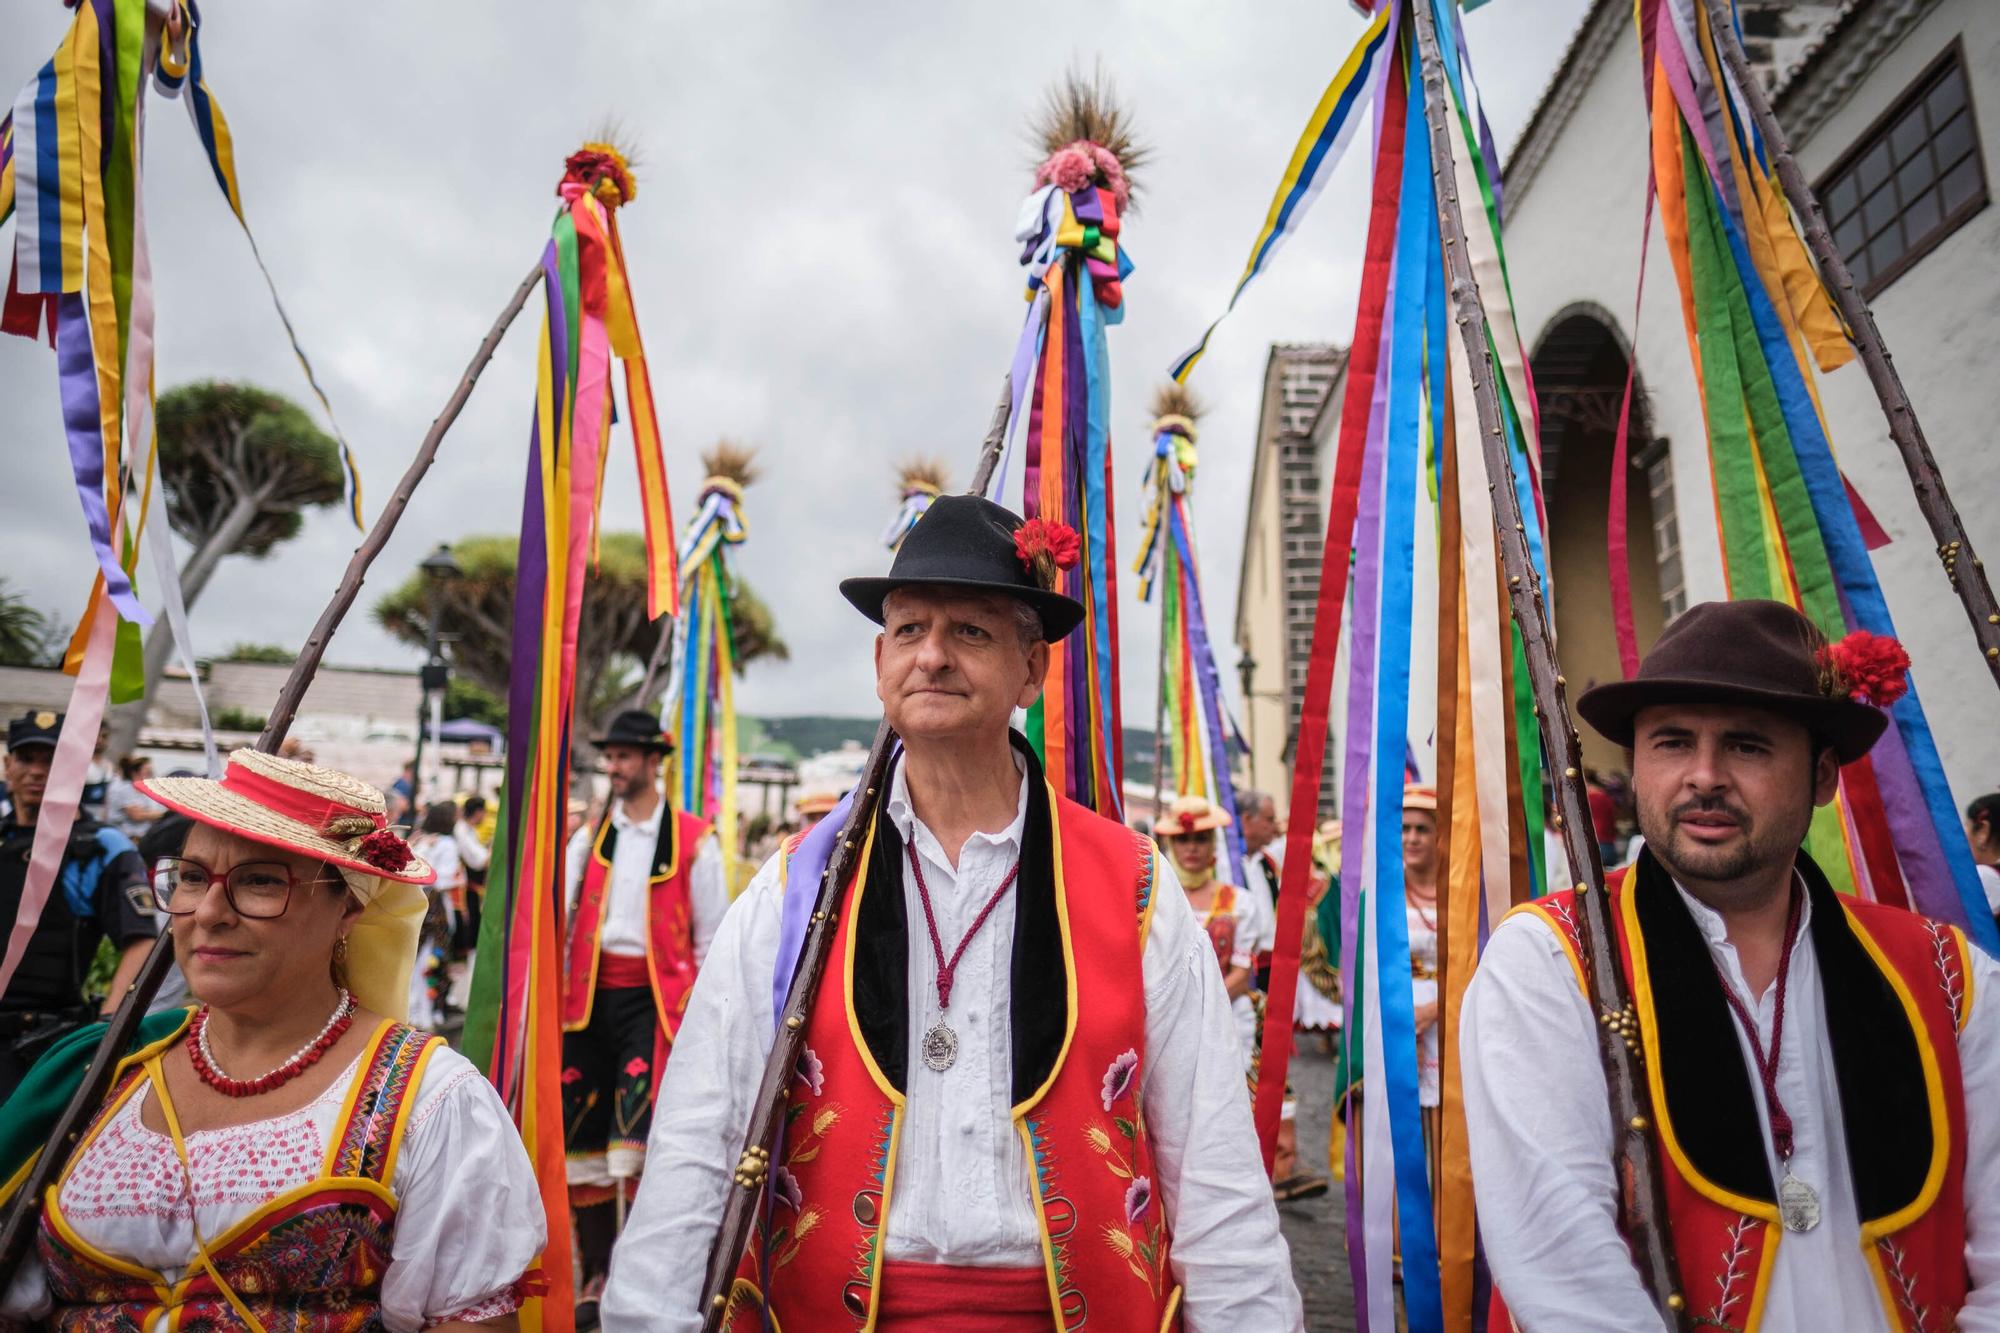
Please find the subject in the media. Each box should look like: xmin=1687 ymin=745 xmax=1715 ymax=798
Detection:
xmin=742 ymin=715 xmax=1161 ymax=787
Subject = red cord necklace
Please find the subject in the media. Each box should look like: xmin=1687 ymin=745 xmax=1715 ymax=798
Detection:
xmin=1709 ymin=880 xmax=1818 ymax=1232
xmin=188 ymin=988 xmax=356 ymax=1097
xmin=907 ymin=844 xmax=1020 ymax=1073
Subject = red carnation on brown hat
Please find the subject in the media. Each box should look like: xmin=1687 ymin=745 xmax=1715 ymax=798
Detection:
xmin=355 ymin=829 xmax=415 ymax=875
xmin=1816 ymin=630 xmax=1911 ymax=708
xmin=1015 ymin=517 xmax=1081 ymax=591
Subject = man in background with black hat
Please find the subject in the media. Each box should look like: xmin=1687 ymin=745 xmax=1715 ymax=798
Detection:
xmin=0 ymin=711 xmax=158 ymax=1099
xmin=562 ymin=708 xmax=727 ymax=1326
xmin=1462 ymin=600 xmax=2000 ymax=1329
xmin=606 ymin=495 xmax=1300 ymax=1331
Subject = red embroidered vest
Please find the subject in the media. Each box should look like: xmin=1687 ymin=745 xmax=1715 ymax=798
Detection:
xmin=562 ymin=807 xmax=711 ymax=1036
xmin=721 ymin=783 xmax=1184 ymax=1333
xmin=1509 ymin=854 xmax=1971 ymax=1332
xmin=40 ymin=1019 xmax=443 ymax=1331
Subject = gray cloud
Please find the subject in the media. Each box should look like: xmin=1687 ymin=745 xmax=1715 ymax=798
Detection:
xmin=2 ymin=0 xmax=1589 ymax=722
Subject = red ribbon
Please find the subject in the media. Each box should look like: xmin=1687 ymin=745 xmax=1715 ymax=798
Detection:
xmin=218 ymin=763 xmax=384 ymax=835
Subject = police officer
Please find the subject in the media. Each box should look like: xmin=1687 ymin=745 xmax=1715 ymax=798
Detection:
xmin=0 ymin=711 xmax=158 ymax=1098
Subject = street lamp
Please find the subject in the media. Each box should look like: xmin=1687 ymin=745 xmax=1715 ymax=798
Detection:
xmin=1236 ymin=651 xmax=1258 ymax=776
xmin=410 ymin=543 xmax=462 ymax=815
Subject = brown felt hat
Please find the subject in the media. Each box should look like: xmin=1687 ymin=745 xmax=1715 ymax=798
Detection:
xmin=1574 ymin=600 xmax=1891 ymax=764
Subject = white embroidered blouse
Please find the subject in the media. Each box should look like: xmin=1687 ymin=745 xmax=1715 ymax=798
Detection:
xmin=2 ymin=1044 xmax=545 ymax=1331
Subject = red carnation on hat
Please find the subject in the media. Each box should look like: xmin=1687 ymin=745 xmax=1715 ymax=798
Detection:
xmin=355 ymin=829 xmax=415 ymax=874
xmin=1015 ymin=518 xmax=1081 ymax=592
xmin=1816 ymin=630 xmax=1911 ymax=708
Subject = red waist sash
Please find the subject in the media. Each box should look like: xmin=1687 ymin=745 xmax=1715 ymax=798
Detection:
xmin=876 ymin=1262 xmax=1054 ymax=1332
xmin=595 ymin=951 xmax=651 ymax=989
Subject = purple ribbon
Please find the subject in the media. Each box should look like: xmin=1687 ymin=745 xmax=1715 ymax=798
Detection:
xmin=55 ymin=295 xmax=146 ymax=622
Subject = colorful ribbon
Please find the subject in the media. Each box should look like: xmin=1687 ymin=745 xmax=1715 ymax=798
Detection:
xmin=670 ymin=470 xmax=750 ymax=892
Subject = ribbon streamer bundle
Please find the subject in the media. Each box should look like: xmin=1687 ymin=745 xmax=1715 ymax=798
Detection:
xmin=1133 ymin=384 xmax=1247 ymax=883
xmin=461 ymin=142 xmax=679 ymax=1330
xmin=0 ymin=0 xmax=346 ymax=998
xmin=881 ymin=458 xmax=946 ymax=551
xmin=1174 ymin=3 xmax=1551 ymax=1325
xmin=1632 ymin=0 xmax=1997 ymax=951
xmin=668 ymin=443 xmax=756 ymax=892
xmin=992 ymin=73 xmax=1140 ymax=815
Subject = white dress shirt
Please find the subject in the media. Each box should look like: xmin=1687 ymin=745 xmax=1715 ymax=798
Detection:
xmin=602 ymin=757 xmax=1303 ymax=1332
xmin=564 ymin=791 xmax=728 ymax=966
xmin=1461 ymin=880 xmax=2000 ymax=1330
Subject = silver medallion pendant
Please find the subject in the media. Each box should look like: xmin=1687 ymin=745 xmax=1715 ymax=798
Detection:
xmin=922 ymin=1021 xmax=959 ymax=1072
xmin=1778 ymin=1171 xmax=1821 ymax=1233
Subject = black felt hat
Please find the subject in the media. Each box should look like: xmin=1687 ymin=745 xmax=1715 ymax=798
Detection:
xmin=839 ymin=494 xmax=1086 ymax=640
xmin=1575 ymin=599 xmax=1892 ymax=764
xmin=591 ymin=709 xmax=674 ymax=754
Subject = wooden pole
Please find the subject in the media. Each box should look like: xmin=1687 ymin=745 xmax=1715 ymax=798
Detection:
xmin=1152 ymin=472 xmax=1171 ymax=823
xmin=695 ymin=377 xmax=1013 ymax=1331
xmin=1409 ymin=0 xmax=1689 ymax=1325
xmin=1697 ymin=0 xmax=2000 ymax=685
xmin=0 ymin=258 xmax=547 ymax=1284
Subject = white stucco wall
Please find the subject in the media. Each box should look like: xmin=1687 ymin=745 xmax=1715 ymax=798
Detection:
xmin=1502 ymin=3 xmax=2000 ymax=807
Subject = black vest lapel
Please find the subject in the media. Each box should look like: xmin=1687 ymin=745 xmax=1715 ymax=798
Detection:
xmin=1008 ymin=738 xmax=1067 ymax=1107
xmin=850 ymin=733 xmax=1070 ymax=1105
xmin=1632 ymin=851 xmax=1775 ymax=1202
xmin=1800 ymin=855 xmax=1932 ymax=1222
xmin=855 ymin=809 xmax=910 ymax=1093
xmin=649 ymin=805 xmax=679 ymax=879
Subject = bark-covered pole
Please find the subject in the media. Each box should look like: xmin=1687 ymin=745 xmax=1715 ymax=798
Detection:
xmin=696 ymin=377 xmax=1012 ymax=1330
xmin=0 ymin=258 xmax=547 ymax=1284
xmin=1697 ymin=0 xmax=2000 ymax=686
xmin=1409 ymin=0 xmax=1690 ymax=1324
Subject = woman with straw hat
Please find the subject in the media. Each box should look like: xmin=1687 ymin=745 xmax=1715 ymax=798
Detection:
xmin=0 ymin=748 xmax=545 ymax=1330
xmin=1155 ymin=794 xmax=1326 ymax=1202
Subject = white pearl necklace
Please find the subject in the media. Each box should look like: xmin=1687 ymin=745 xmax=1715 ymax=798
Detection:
xmin=196 ymin=988 xmax=354 ymax=1084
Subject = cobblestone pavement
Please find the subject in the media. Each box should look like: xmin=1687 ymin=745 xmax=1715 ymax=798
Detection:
xmin=1279 ymin=1035 xmax=1359 ymax=1333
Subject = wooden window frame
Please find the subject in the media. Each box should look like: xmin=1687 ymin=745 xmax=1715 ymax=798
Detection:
xmin=1813 ymin=38 xmax=1989 ymax=300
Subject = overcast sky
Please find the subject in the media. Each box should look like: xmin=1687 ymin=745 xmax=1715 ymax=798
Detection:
xmin=2 ymin=0 xmax=1590 ymax=722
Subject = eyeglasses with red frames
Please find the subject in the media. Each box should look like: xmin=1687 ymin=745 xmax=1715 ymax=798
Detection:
xmin=150 ymin=857 xmax=342 ymax=920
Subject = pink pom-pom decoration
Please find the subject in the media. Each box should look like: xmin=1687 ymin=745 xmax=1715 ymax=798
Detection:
xmin=1039 ymin=144 xmax=1097 ymax=196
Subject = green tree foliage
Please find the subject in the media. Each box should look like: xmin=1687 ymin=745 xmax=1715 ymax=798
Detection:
xmin=374 ymin=533 xmax=788 ymax=754
xmin=0 ymin=580 xmax=64 ymax=668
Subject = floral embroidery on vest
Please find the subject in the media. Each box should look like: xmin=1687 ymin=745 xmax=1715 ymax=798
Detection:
xmin=1700 ymin=1213 xmax=1757 ymax=1332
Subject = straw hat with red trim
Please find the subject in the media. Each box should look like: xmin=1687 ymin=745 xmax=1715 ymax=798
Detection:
xmin=140 ymin=749 xmax=435 ymax=885
xmin=1154 ymin=794 xmax=1232 ymax=837
xmin=138 ymin=749 xmax=435 ymax=1021
xmin=1403 ymin=785 xmax=1437 ymax=813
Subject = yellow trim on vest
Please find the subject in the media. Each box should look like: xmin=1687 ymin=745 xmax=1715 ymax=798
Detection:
xmin=1741 ymin=1219 xmax=1779 ymax=1333
xmin=322 ymin=1022 xmax=396 ymax=1174
xmin=1014 ymin=1116 xmax=1067 ymax=1322
xmin=840 ymin=818 xmax=901 ymax=1109
xmin=1137 ymin=843 xmax=1162 ymax=950
xmin=1503 ymin=900 xmax=1588 ymax=997
xmin=1619 ymin=881 xmax=1780 ymax=1226
xmin=645 ymin=822 xmax=706 ymax=1036
xmin=1841 ymin=899 xmax=1949 ymax=1241
xmin=1953 ymin=924 xmax=1975 ymax=1035
xmin=566 ymin=817 xmax=620 ymax=1032
xmin=1159 ymin=1285 xmax=1184 ymax=1330
xmin=376 ymin=1035 xmax=443 ymax=1187
xmin=1860 ymin=1242 xmax=1903 ymax=1332
xmin=1012 ymin=781 xmax=1081 ymax=1119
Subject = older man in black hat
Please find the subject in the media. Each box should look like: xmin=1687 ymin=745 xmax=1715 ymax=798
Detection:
xmin=1462 ymin=600 xmax=2000 ymax=1330
xmin=0 ymin=712 xmax=158 ymax=1100
xmin=605 ymin=495 xmax=1301 ymax=1331
xmin=562 ymin=707 xmax=727 ymax=1325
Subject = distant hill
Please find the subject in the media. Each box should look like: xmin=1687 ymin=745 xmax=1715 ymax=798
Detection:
xmin=744 ymin=715 xmax=1161 ymax=783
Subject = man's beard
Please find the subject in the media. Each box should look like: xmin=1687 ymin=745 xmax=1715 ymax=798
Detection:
xmin=1640 ymin=794 xmax=1801 ymax=888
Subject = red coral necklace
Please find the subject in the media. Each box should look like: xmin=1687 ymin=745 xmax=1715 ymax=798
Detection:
xmin=188 ymin=988 xmax=355 ymax=1097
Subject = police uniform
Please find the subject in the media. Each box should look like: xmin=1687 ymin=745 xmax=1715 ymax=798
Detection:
xmin=0 ymin=712 xmax=156 ymax=1098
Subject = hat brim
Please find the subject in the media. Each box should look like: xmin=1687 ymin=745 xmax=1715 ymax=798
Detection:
xmin=1156 ymin=813 xmax=1233 ymax=835
xmin=1574 ymin=677 xmax=1889 ymax=765
xmin=136 ymin=776 xmax=437 ymax=886
xmin=590 ymin=736 xmax=674 ymax=754
xmin=839 ymin=576 xmax=1087 ymax=641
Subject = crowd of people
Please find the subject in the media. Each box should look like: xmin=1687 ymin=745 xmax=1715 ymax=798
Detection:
xmin=0 ymin=496 xmax=1996 ymax=1330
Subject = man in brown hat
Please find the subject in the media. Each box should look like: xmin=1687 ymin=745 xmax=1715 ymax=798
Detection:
xmin=1461 ymin=600 xmax=2000 ymax=1328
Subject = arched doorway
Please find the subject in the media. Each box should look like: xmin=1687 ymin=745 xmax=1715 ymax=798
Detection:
xmin=1531 ymin=304 xmax=1682 ymax=772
